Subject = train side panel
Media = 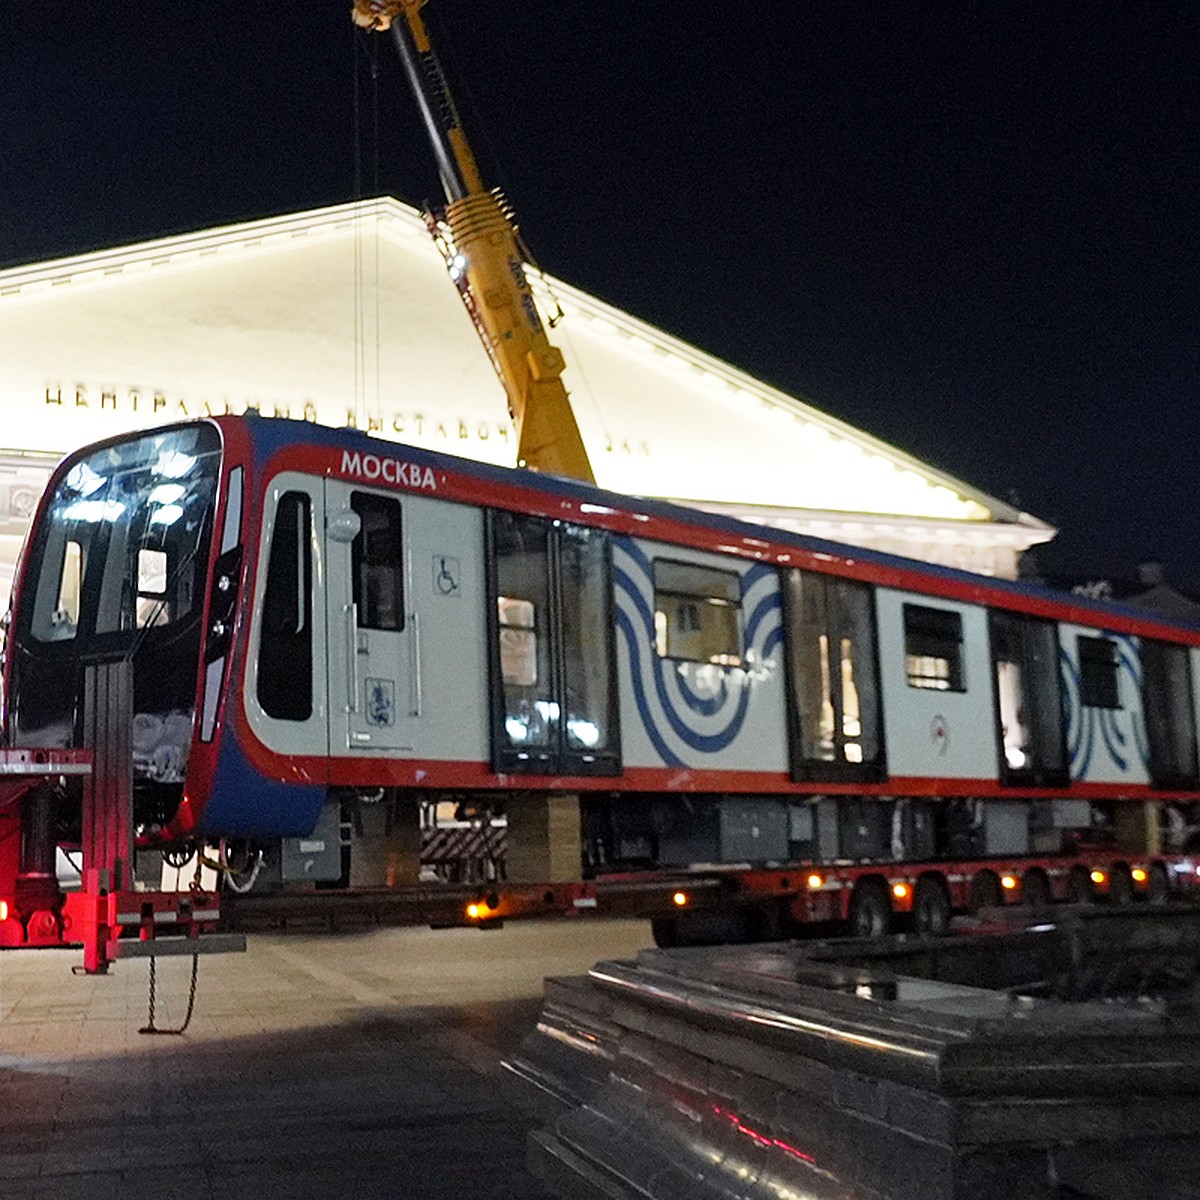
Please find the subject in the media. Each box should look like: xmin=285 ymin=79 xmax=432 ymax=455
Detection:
xmin=612 ymin=535 xmax=788 ymax=777
xmin=243 ymin=475 xmax=491 ymax=775
xmin=1058 ymin=623 xmax=1150 ymax=786
xmin=875 ymin=589 xmax=997 ymax=784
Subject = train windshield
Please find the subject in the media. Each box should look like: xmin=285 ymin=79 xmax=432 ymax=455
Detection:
xmin=26 ymin=425 xmax=221 ymax=646
xmin=8 ymin=425 xmax=222 ymax=819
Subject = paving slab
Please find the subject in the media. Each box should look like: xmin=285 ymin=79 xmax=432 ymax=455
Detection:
xmin=0 ymin=918 xmax=653 ymax=1199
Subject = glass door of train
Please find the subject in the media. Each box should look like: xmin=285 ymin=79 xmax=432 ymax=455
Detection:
xmin=325 ymin=480 xmax=419 ymax=752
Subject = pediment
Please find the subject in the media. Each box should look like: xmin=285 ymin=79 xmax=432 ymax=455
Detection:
xmin=0 ymin=198 xmax=1052 ymax=557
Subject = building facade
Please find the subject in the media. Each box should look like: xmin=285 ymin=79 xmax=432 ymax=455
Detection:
xmin=0 ymin=197 xmax=1053 ymax=602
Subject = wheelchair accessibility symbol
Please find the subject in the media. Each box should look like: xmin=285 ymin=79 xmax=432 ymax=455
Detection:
xmin=432 ymin=554 xmax=461 ymax=597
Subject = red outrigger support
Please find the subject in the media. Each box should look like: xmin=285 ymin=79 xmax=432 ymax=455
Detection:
xmin=0 ymin=661 xmax=243 ymax=973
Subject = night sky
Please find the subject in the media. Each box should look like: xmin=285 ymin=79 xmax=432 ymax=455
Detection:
xmin=3 ymin=3 xmax=1197 ymax=588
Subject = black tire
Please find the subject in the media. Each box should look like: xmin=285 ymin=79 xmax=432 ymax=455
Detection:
xmin=913 ymin=874 xmax=951 ymax=936
xmin=1066 ymin=865 xmax=1093 ymax=904
xmin=1147 ymin=861 xmax=1171 ymax=905
xmin=1021 ymin=869 xmax=1052 ymax=911
xmin=1108 ymin=864 xmax=1134 ymax=906
xmin=651 ymin=917 xmax=680 ymax=948
xmin=969 ymin=870 xmax=1003 ymax=914
xmin=848 ymin=878 xmax=893 ymax=939
xmin=653 ymin=909 xmax=753 ymax=947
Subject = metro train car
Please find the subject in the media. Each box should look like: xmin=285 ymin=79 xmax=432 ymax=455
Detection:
xmin=5 ymin=414 xmax=1200 ymax=914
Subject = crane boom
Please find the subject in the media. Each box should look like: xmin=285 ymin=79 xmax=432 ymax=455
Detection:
xmin=352 ymin=0 xmax=596 ymax=484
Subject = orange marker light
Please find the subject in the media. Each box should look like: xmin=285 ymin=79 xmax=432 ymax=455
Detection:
xmin=1131 ymin=868 xmax=1148 ymax=883
xmin=1001 ymin=875 xmax=1017 ymax=891
xmin=807 ymin=873 xmax=824 ymax=890
xmin=672 ymin=891 xmax=689 ymax=907
xmin=1090 ymin=870 xmax=1106 ymax=885
xmin=892 ymin=882 xmax=909 ymax=900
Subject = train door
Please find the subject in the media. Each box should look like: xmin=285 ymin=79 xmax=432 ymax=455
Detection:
xmin=486 ymin=511 xmax=620 ymax=776
xmin=325 ymin=480 xmax=419 ymax=752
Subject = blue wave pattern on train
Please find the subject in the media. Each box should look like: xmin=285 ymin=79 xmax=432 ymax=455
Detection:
xmin=613 ymin=537 xmax=782 ymax=767
xmin=1061 ymin=634 xmax=1149 ymax=779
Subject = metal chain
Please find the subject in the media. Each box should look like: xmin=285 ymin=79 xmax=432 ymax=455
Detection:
xmin=139 ymin=954 xmax=199 ymax=1036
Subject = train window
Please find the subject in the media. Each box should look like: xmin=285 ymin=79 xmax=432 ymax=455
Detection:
xmin=350 ymin=492 xmax=404 ymax=632
xmin=1142 ymin=640 xmax=1199 ymax=787
xmin=492 ymin=513 xmax=553 ymax=751
xmin=559 ymin=526 xmax=616 ymax=754
xmin=136 ymin=548 xmax=168 ymax=628
xmin=497 ymin=597 xmax=538 ymax=686
xmin=31 ymin=537 xmax=82 ymax=642
xmin=904 ymin=604 xmax=964 ymax=691
xmin=258 ymin=491 xmax=313 ymax=721
xmin=653 ymin=561 xmax=741 ymax=665
xmin=1078 ymin=635 xmax=1120 ymax=708
xmin=989 ymin=611 xmax=1067 ymax=785
xmin=784 ymin=570 xmax=883 ymax=781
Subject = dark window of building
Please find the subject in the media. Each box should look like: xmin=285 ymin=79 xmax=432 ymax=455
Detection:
xmin=258 ymin=492 xmax=312 ymax=721
xmin=784 ymin=570 xmax=884 ymax=782
xmin=350 ymin=492 xmax=404 ymax=631
xmin=1078 ymin=635 xmax=1120 ymax=708
xmin=904 ymin=604 xmax=965 ymax=691
xmin=989 ymin=610 xmax=1067 ymax=785
xmin=1142 ymin=640 xmax=1199 ymax=787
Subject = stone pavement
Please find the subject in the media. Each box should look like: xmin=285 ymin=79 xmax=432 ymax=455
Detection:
xmin=0 ymin=918 xmax=652 ymax=1200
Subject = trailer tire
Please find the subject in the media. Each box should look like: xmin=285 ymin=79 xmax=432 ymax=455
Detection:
xmin=1108 ymin=864 xmax=1134 ymax=906
xmin=969 ymin=870 xmax=1003 ymax=914
xmin=1021 ymin=868 xmax=1052 ymax=911
xmin=848 ymin=878 xmax=892 ymax=939
xmin=913 ymin=874 xmax=951 ymax=936
xmin=651 ymin=917 xmax=681 ymax=948
xmin=1148 ymin=862 xmax=1171 ymax=904
xmin=1066 ymin=865 xmax=1093 ymax=904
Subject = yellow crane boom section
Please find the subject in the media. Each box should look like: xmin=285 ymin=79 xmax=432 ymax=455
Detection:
xmin=352 ymin=0 xmax=596 ymax=484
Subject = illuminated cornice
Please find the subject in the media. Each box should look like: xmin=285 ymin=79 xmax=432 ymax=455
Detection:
xmin=0 ymin=197 xmax=1053 ymax=543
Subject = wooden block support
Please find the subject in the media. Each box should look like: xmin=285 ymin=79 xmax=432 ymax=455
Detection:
xmin=350 ymin=796 xmax=422 ymax=888
xmin=1112 ymin=800 xmax=1162 ymax=856
xmin=504 ymin=793 xmax=582 ymax=884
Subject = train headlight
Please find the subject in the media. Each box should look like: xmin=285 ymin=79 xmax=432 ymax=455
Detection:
xmin=1131 ymin=867 xmax=1148 ymax=884
xmin=466 ymin=902 xmax=481 ymax=920
xmin=672 ymin=891 xmax=689 ymax=908
xmin=1001 ymin=875 xmax=1017 ymax=891
xmin=807 ymin=873 xmax=823 ymax=890
xmin=1090 ymin=870 xmax=1106 ymax=886
xmin=891 ymin=882 xmax=909 ymax=900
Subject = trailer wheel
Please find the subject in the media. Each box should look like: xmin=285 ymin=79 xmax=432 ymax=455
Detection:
xmin=651 ymin=917 xmax=681 ymax=948
xmin=913 ymin=875 xmax=951 ymax=936
xmin=1021 ymin=868 xmax=1052 ymax=911
xmin=848 ymin=878 xmax=892 ymax=939
xmin=1147 ymin=862 xmax=1171 ymax=904
xmin=1108 ymin=864 xmax=1134 ymax=906
xmin=1066 ymin=865 xmax=1093 ymax=904
xmin=969 ymin=870 xmax=1003 ymax=914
